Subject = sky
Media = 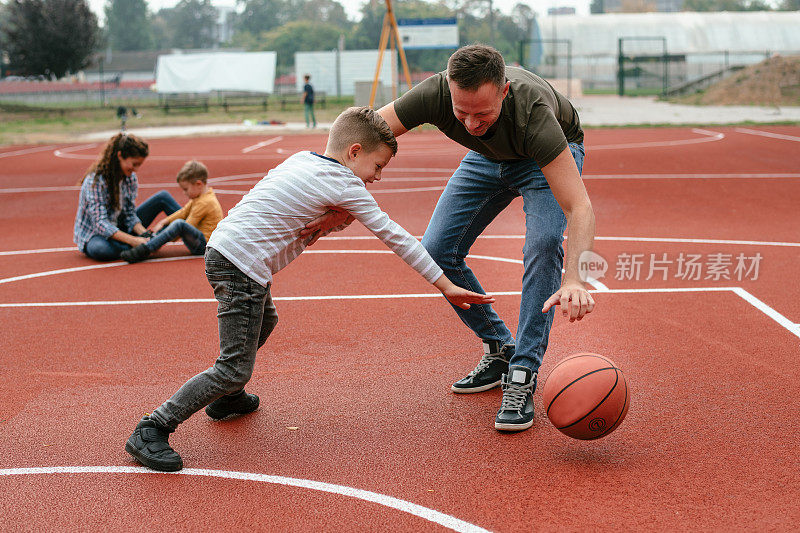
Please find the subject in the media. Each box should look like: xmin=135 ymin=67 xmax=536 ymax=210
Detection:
xmin=87 ymin=0 xmax=592 ymax=25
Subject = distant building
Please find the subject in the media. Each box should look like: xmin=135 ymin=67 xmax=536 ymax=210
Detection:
xmin=215 ymin=5 xmax=236 ymax=45
xmin=529 ymin=11 xmax=800 ymax=88
xmin=601 ymin=0 xmax=683 ymax=12
xmin=548 ymin=7 xmax=577 ymax=15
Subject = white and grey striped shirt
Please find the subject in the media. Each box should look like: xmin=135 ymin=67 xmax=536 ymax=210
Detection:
xmin=208 ymin=151 xmax=444 ymax=287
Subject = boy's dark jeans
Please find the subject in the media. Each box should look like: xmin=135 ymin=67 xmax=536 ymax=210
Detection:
xmin=150 ymin=247 xmax=278 ymax=431
xmin=146 ymin=219 xmax=206 ymax=255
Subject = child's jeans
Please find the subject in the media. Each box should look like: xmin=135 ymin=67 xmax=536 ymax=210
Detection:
xmin=145 ymin=220 xmax=207 ymax=255
xmin=136 ymin=190 xmax=181 ymax=228
xmin=150 ymin=247 xmax=278 ymax=431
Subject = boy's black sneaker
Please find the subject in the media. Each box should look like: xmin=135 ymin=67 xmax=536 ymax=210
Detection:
xmin=495 ymin=365 xmax=537 ymax=432
xmin=451 ymin=340 xmax=513 ymax=393
xmin=125 ymin=416 xmax=183 ymax=471
xmin=121 ymin=243 xmax=151 ymax=263
xmin=205 ymin=390 xmax=260 ymax=420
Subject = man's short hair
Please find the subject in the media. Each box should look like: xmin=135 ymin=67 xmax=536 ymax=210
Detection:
xmin=176 ymin=160 xmax=208 ymax=183
xmin=328 ymin=107 xmax=398 ymax=156
xmin=447 ymin=44 xmax=506 ymax=91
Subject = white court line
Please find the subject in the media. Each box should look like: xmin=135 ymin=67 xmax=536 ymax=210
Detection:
xmin=241 ymin=136 xmax=283 ymax=153
xmin=0 ymin=246 xmax=77 ymax=256
xmin=0 ymin=251 xmax=517 ymax=285
xmin=207 ymin=172 xmax=265 ymax=183
xmin=6 ymin=171 xmax=800 ymax=195
xmin=318 ymin=235 xmax=800 ymax=248
xmin=735 ymin=128 xmax=800 ymax=142
xmin=52 ymin=143 xmax=99 ymax=158
xmin=3 ymin=234 xmax=799 ymax=257
xmin=590 ymin=128 xmax=725 ymax=150
xmin=1 ymin=287 xmax=796 ymax=340
xmin=0 ymin=255 xmax=199 ymax=285
xmin=581 ymin=173 xmax=800 ymax=180
xmin=0 ymin=173 xmax=267 ymax=195
xmin=210 ymin=185 xmax=447 ymax=196
xmin=0 ymin=466 xmax=489 ymax=533
xmin=0 ymin=145 xmax=59 ymax=158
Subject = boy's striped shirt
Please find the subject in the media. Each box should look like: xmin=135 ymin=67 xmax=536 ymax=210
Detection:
xmin=208 ymin=151 xmax=443 ymax=287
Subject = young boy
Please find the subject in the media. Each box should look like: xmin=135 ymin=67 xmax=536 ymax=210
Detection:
xmin=121 ymin=160 xmax=222 ymax=263
xmin=125 ymin=107 xmax=494 ymax=471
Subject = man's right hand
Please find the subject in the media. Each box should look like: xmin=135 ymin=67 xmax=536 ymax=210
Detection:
xmin=300 ymin=207 xmax=353 ymax=246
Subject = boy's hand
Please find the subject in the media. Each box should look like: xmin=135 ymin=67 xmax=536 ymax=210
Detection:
xmin=300 ymin=207 xmax=353 ymax=246
xmin=442 ymin=286 xmax=496 ymax=310
xmin=433 ymin=274 xmax=495 ymax=310
xmin=542 ymin=281 xmax=595 ymax=322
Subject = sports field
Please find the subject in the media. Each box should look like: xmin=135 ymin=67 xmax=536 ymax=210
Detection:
xmin=1 ymin=126 xmax=799 ymax=530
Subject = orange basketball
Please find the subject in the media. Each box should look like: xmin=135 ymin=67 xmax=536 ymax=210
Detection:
xmin=542 ymin=353 xmax=629 ymax=440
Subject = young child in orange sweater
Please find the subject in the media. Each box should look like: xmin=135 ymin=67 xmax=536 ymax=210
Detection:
xmin=122 ymin=160 xmax=222 ymax=262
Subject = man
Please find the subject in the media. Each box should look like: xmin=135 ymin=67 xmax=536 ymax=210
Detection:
xmin=302 ymin=74 xmax=317 ymax=128
xmin=303 ymin=45 xmax=595 ymax=432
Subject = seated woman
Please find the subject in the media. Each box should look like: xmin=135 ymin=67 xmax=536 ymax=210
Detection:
xmin=73 ymin=133 xmax=182 ymax=261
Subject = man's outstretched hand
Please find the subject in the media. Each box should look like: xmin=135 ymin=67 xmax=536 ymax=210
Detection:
xmin=299 ymin=207 xmax=354 ymax=246
xmin=542 ymin=281 xmax=595 ymax=322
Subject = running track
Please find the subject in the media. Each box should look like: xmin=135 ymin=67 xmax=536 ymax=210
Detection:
xmin=1 ymin=126 xmax=799 ymax=531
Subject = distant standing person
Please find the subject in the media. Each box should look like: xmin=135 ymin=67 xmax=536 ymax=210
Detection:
xmin=302 ymin=74 xmax=317 ymax=128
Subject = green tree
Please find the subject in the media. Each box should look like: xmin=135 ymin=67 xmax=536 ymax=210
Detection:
xmin=2 ymin=0 xmax=99 ymax=77
xmin=349 ymin=0 xmax=456 ymax=72
xmin=104 ymin=0 xmax=153 ymax=51
xmin=285 ymin=0 xmax=350 ymax=29
xmin=236 ymin=0 xmax=285 ymax=35
xmin=248 ymin=20 xmax=342 ymax=71
xmin=779 ymin=0 xmax=799 ymax=8
xmin=168 ymin=0 xmax=219 ymax=49
xmin=590 ymin=0 xmax=605 ymax=13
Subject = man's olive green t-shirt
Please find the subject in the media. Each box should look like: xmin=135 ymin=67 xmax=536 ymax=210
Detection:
xmin=393 ymin=66 xmax=583 ymax=167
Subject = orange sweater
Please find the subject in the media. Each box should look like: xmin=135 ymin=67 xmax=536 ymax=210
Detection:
xmin=164 ymin=187 xmax=223 ymax=240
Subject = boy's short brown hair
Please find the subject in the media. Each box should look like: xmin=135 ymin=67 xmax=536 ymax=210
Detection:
xmin=176 ymin=160 xmax=208 ymax=183
xmin=327 ymin=106 xmax=398 ymax=156
xmin=447 ymin=44 xmax=506 ymax=91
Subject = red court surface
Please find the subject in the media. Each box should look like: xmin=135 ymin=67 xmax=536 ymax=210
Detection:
xmin=1 ymin=126 xmax=799 ymax=531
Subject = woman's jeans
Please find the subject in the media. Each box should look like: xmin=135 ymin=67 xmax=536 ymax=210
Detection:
xmin=150 ymin=248 xmax=278 ymax=431
xmin=84 ymin=190 xmax=181 ymax=260
xmin=421 ymin=143 xmax=585 ymax=372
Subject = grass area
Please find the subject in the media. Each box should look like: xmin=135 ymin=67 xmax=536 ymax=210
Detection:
xmin=0 ymin=98 xmax=355 ymax=146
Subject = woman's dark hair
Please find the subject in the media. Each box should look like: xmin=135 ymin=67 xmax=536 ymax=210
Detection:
xmin=83 ymin=133 xmax=149 ymax=210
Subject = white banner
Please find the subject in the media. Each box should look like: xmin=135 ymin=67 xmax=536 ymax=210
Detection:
xmin=155 ymin=52 xmax=277 ymax=94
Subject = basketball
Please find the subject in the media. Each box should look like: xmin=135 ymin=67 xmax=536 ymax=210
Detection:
xmin=542 ymin=353 xmax=629 ymax=440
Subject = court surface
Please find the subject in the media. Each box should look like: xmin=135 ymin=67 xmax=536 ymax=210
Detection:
xmin=1 ymin=126 xmax=799 ymax=531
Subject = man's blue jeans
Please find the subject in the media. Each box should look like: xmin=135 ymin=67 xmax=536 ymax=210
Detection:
xmin=84 ymin=190 xmax=181 ymax=260
xmin=421 ymin=143 xmax=585 ymax=372
xmin=146 ymin=219 xmax=206 ymax=255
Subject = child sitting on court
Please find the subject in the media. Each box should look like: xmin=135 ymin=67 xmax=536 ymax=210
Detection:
xmin=121 ymin=160 xmax=222 ymax=263
xmin=125 ymin=107 xmax=494 ymax=471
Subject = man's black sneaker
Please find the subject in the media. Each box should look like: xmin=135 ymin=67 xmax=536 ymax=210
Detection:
xmin=125 ymin=416 xmax=183 ymax=471
xmin=121 ymin=243 xmax=151 ymax=263
xmin=205 ymin=390 xmax=260 ymax=420
xmin=451 ymin=340 xmax=513 ymax=393
xmin=495 ymin=365 xmax=537 ymax=432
